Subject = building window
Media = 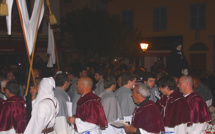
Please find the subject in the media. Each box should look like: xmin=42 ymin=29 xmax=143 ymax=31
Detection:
xmin=122 ymin=10 xmax=134 ymax=29
xmin=153 ymin=7 xmax=167 ymax=31
xmin=190 ymin=3 xmax=206 ymax=30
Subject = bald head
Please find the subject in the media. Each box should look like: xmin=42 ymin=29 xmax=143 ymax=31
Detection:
xmin=77 ymin=77 xmax=93 ymax=95
xmin=182 ymin=75 xmax=193 ymax=87
xmin=79 ymin=77 xmax=93 ymax=88
xmin=178 ymin=75 xmax=193 ymax=95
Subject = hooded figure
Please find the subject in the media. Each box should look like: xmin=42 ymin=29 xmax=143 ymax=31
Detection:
xmin=167 ymin=40 xmax=190 ymax=78
xmin=24 ymin=77 xmax=59 ymax=134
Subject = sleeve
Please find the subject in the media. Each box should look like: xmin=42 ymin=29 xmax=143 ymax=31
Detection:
xmin=127 ymin=93 xmax=136 ymax=116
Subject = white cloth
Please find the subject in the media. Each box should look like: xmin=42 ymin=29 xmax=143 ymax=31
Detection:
xmin=0 ymin=129 xmax=15 ymax=134
xmin=121 ymin=116 xmax=132 ymax=134
xmin=187 ymin=122 xmax=208 ymax=134
xmin=164 ymin=123 xmax=187 ymax=134
xmin=54 ymin=116 xmax=72 ymax=134
xmin=206 ymin=99 xmax=212 ymax=107
xmin=16 ymin=0 xmax=44 ymax=55
xmin=101 ymin=122 xmax=123 ymax=134
xmin=24 ymin=77 xmax=59 ymax=134
xmin=47 ymin=23 xmax=56 ymax=67
xmin=5 ymin=0 xmax=14 ymax=35
xmin=75 ymin=118 xmax=101 ymax=134
xmin=139 ymin=128 xmax=162 ymax=134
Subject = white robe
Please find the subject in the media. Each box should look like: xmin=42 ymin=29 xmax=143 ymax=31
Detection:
xmin=24 ymin=99 xmax=58 ymax=134
xmin=139 ymin=128 xmax=162 ymax=134
xmin=75 ymin=118 xmax=101 ymax=134
xmin=24 ymin=77 xmax=59 ymax=134
xmin=164 ymin=123 xmax=188 ymax=134
xmin=187 ymin=122 xmax=208 ymax=134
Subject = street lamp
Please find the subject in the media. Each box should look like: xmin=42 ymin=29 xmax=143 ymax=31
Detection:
xmin=139 ymin=43 xmax=149 ymax=69
xmin=140 ymin=43 xmax=149 ymax=51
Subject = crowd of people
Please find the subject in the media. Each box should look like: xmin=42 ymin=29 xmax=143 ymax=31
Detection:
xmin=0 ymin=59 xmax=214 ymax=134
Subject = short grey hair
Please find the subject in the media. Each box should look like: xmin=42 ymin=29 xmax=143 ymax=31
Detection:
xmin=137 ymin=83 xmax=151 ymax=98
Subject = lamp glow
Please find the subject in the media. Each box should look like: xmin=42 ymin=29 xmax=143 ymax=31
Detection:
xmin=140 ymin=43 xmax=148 ymax=51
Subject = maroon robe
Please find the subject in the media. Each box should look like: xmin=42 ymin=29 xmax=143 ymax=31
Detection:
xmin=132 ymin=100 xmax=165 ymax=133
xmin=185 ymin=91 xmax=211 ymax=125
xmin=0 ymin=98 xmax=4 ymax=113
xmin=74 ymin=92 xmax=107 ymax=128
xmin=156 ymin=91 xmax=190 ymax=128
xmin=0 ymin=96 xmax=26 ymax=133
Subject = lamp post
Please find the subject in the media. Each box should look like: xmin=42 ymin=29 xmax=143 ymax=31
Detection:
xmin=140 ymin=43 xmax=149 ymax=68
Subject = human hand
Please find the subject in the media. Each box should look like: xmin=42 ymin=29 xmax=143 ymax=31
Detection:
xmin=123 ymin=124 xmax=137 ymax=133
xmin=67 ymin=116 xmax=76 ymax=124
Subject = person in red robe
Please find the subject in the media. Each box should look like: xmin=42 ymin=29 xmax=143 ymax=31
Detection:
xmin=178 ymin=75 xmax=211 ymax=134
xmin=0 ymin=98 xmax=4 ymax=113
xmin=67 ymin=77 xmax=107 ymax=133
xmin=0 ymin=80 xmax=26 ymax=133
xmin=124 ymin=84 xmax=164 ymax=134
xmin=156 ymin=75 xmax=190 ymax=133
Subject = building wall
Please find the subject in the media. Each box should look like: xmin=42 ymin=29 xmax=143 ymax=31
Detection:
xmin=108 ymin=0 xmax=215 ymax=72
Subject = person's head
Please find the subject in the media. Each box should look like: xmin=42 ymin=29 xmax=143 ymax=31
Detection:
xmin=192 ymin=76 xmax=200 ymax=90
xmin=55 ymin=73 xmax=70 ymax=91
xmin=143 ymin=73 xmax=156 ymax=89
xmin=104 ymin=75 xmax=116 ymax=91
xmin=94 ymin=70 xmax=104 ymax=82
xmin=36 ymin=77 xmax=55 ymax=102
xmin=33 ymin=68 xmax=40 ymax=78
xmin=76 ymin=77 xmax=93 ymax=95
xmin=1 ymin=79 xmax=8 ymax=94
xmin=67 ymin=70 xmax=79 ymax=81
xmin=156 ymin=71 xmax=167 ymax=81
xmin=79 ymin=67 xmax=88 ymax=78
xmin=158 ymin=75 xmax=177 ymax=96
xmin=121 ymin=72 xmax=136 ymax=89
xmin=132 ymin=84 xmax=151 ymax=105
xmin=30 ymin=77 xmax=41 ymax=95
xmin=117 ymin=75 xmax=122 ymax=87
xmin=6 ymin=71 xmax=15 ymax=80
xmin=178 ymin=75 xmax=193 ymax=95
xmin=174 ymin=39 xmax=183 ymax=51
xmin=4 ymin=80 xmax=20 ymax=98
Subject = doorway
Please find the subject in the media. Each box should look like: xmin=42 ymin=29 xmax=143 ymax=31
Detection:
xmin=190 ymin=53 xmax=206 ymax=74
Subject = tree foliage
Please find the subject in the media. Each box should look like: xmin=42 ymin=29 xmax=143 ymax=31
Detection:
xmin=60 ymin=8 xmax=141 ymax=59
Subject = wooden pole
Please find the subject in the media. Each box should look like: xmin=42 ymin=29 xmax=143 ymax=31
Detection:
xmin=52 ymin=30 xmax=60 ymax=71
xmin=15 ymin=0 xmax=36 ymax=90
xmin=16 ymin=0 xmax=44 ymax=96
xmin=25 ymin=0 xmax=44 ymax=96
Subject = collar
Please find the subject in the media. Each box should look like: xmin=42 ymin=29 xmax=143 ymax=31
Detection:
xmin=138 ymin=98 xmax=149 ymax=106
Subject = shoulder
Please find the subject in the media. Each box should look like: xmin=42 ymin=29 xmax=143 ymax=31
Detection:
xmin=39 ymin=98 xmax=57 ymax=108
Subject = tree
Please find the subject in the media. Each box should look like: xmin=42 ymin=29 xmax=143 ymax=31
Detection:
xmin=60 ymin=7 xmax=141 ymax=60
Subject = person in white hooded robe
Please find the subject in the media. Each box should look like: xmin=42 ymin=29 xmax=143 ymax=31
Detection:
xmin=24 ymin=77 xmax=59 ymax=134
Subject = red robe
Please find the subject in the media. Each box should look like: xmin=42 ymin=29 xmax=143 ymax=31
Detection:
xmin=185 ymin=91 xmax=211 ymax=125
xmin=74 ymin=92 xmax=107 ymax=128
xmin=0 ymin=98 xmax=4 ymax=113
xmin=0 ymin=96 xmax=26 ymax=133
xmin=132 ymin=100 xmax=165 ymax=133
xmin=156 ymin=91 xmax=190 ymax=128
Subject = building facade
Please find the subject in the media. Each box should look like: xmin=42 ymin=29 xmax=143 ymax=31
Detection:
xmin=108 ymin=0 xmax=215 ymax=73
